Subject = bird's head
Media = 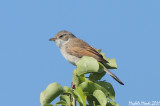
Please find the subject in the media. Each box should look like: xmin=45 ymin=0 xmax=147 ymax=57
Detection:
xmin=49 ymin=30 xmax=76 ymax=48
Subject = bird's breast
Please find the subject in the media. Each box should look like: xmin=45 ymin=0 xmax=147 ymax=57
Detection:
xmin=60 ymin=47 xmax=80 ymax=66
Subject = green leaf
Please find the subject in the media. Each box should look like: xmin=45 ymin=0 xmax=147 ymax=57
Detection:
xmin=60 ymin=95 xmax=71 ymax=106
xmin=93 ymin=90 xmax=107 ymax=106
xmin=107 ymin=59 xmax=117 ymax=69
xmin=96 ymin=81 xmax=115 ymax=101
xmin=73 ymin=87 xmax=87 ymax=106
xmin=72 ymin=69 xmax=80 ymax=86
xmin=89 ymin=63 xmax=106 ymax=81
xmin=63 ymin=86 xmax=71 ymax=93
xmin=79 ymin=80 xmax=95 ymax=95
xmin=101 ymin=53 xmax=117 ymax=69
xmin=55 ymin=101 xmax=67 ymax=106
xmin=87 ymin=96 xmax=100 ymax=106
xmin=72 ymin=69 xmax=87 ymax=87
xmin=40 ymin=82 xmax=63 ymax=105
xmin=101 ymin=53 xmax=110 ymax=61
xmin=89 ymin=71 xmax=106 ymax=81
xmin=79 ymin=80 xmax=114 ymax=101
xmin=96 ymin=49 xmax=102 ymax=53
xmin=108 ymin=101 xmax=119 ymax=106
xmin=76 ymin=56 xmax=100 ymax=75
xmin=61 ymin=86 xmax=87 ymax=106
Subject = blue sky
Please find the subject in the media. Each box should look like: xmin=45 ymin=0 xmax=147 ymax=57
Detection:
xmin=0 ymin=0 xmax=160 ymax=106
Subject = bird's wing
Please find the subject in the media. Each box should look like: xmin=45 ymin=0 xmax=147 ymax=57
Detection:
xmin=65 ymin=38 xmax=108 ymax=63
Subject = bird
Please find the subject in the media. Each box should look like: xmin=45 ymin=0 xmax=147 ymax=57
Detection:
xmin=49 ymin=30 xmax=124 ymax=85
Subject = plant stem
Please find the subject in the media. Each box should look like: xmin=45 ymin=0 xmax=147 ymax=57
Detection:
xmin=72 ymin=96 xmax=76 ymax=106
xmin=71 ymin=82 xmax=76 ymax=106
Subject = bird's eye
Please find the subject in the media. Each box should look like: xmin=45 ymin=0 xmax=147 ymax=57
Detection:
xmin=59 ymin=34 xmax=66 ymax=38
xmin=59 ymin=35 xmax=63 ymax=38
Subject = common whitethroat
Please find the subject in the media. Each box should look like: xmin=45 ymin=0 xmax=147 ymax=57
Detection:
xmin=49 ymin=30 xmax=124 ymax=85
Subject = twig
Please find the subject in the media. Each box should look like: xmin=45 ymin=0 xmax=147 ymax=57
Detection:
xmin=72 ymin=96 xmax=76 ymax=106
xmin=71 ymin=82 xmax=76 ymax=106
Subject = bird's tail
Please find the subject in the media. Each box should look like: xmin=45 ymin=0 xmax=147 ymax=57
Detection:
xmin=103 ymin=65 xmax=124 ymax=85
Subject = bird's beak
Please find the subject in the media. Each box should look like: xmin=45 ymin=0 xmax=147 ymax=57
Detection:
xmin=49 ymin=37 xmax=57 ymax=41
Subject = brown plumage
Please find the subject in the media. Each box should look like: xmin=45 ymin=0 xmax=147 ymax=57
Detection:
xmin=65 ymin=38 xmax=108 ymax=63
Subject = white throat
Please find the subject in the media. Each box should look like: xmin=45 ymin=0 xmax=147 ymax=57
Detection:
xmin=55 ymin=38 xmax=70 ymax=48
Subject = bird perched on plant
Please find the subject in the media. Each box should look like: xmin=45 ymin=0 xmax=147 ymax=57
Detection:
xmin=49 ymin=30 xmax=124 ymax=85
